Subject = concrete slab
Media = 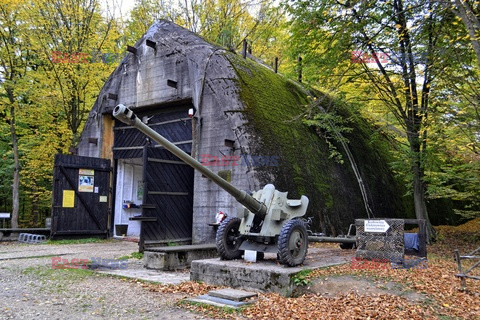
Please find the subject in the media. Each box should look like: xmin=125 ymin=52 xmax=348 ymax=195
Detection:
xmin=0 ymin=241 xmax=190 ymax=285
xmin=146 ymin=243 xmax=216 ymax=252
xmin=97 ymin=260 xmax=190 ymax=285
xmin=208 ymin=288 xmax=258 ymax=301
xmin=144 ymin=244 xmax=218 ymax=270
xmin=190 ymin=247 xmax=353 ymax=297
xmin=185 ymin=294 xmax=254 ymax=309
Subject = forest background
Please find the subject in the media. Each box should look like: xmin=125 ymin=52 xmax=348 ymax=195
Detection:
xmin=0 ymin=0 xmax=479 ymax=237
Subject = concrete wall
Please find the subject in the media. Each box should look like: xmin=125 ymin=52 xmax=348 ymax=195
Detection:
xmin=77 ymin=20 xmax=259 ymax=244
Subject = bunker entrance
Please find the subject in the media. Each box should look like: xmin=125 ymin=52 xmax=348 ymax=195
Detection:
xmin=113 ymin=105 xmax=193 ymax=250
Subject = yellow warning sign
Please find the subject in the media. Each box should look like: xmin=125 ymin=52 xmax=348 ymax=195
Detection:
xmin=63 ymin=190 xmax=75 ymax=208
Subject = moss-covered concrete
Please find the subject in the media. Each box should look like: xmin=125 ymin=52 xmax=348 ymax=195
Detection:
xmin=225 ymin=52 xmax=406 ymax=234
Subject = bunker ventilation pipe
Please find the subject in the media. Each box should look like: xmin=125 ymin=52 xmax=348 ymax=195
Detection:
xmin=113 ymin=104 xmax=267 ymax=218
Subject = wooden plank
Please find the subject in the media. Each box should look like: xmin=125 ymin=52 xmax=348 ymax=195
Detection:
xmin=455 ymin=249 xmax=467 ymax=289
xmin=129 ymin=216 xmax=157 ymax=222
xmin=143 ymin=149 xmax=193 ymax=242
xmin=102 ymin=114 xmax=115 ymax=161
xmin=128 ymin=108 xmax=194 ymax=246
xmin=58 ymin=166 xmax=104 ymax=231
xmin=463 ymin=259 xmax=480 ymax=274
xmin=113 ymin=117 xmax=191 ymax=130
xmin=55 ymin=163 xmax=111 ymax=172
xmin=51 ymin=154 xmax=111 ymax=237
xmin=113 ymin=140 xmax=192 ymax=151
xmin=467 ymin=247 xmax=480 ymax=256
xmin=148 ymin=191 xmax=189 ymax=196
xmin=147 ymin=158 xmax=188 ymax=165
xmin=146 ymin=244 xmax=216 ymax=252
xmin=144 ymin=238 xmax=192 ymax=245
xmin=455 ymin=274 xmax=480 ymax=280
xmin=52 ymin=230 xmax=107 ymax=235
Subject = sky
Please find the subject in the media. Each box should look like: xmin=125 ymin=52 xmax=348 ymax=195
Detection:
xmin=100 ymin=0 xmax=136 ymax=19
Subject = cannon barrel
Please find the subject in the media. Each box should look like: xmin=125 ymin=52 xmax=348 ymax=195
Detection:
xmin=113 ymin=104 xmax=267 ymax=217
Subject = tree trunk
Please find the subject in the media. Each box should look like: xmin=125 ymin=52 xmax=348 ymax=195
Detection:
xmin=453 ymin=0 xmax=480 ymax=67
xmin=412 ymin=162 xmax=436 ymax=241
xmin=9 ymin=104 xmax=20 ymax=229
xmin=409 ymin=134 xmax=436 ymax=242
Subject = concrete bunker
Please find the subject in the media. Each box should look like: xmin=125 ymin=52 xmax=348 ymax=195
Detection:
xmin=75 ymin=20 xmax=406 ymax=250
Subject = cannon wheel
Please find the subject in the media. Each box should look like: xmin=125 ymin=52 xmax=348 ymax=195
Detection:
xmin=216 ymin=216 xmax=244 ymax=260
xmin=278 ymin=219 xmax=308 ymax=266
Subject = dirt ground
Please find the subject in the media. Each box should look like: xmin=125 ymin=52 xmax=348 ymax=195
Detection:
xmin=2 ymin=236 xmax=478 ymax=320
xmin=0 ymin=240 xmax=213 ymax=320
xmin=303 ymin=274 xmax=426 ymax=302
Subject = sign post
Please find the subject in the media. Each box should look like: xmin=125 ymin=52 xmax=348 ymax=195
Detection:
xmin=364 ymin=220 xmax=390 ymax=233
xmin=0 ymin=213 xmax=10 ymax=229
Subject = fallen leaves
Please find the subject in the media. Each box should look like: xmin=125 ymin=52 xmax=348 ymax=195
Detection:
xmin=136 ymin=219 xmax=480 ymax=320
xmin=242 ymin=292 xmax=435 ymax=320
xmin=141 ymin=280 xmax=218 ymax=296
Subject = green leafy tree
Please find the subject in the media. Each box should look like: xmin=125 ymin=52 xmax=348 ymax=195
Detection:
xmin=0 ymin=0 xmax=33 ymax=228
xmin=438 ymin=0 xmax=480 ymax=66
xmin=27 ymin=0 xmax=121 ymax=145
xmin=285 ymin=0 xmax=466 ymax=240
xmin=126 ymin=0 xmax=284 ymax=61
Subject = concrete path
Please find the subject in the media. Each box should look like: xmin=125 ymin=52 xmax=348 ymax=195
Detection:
xmin=0 ymin=240 xmax=190 ymax=285
xmin=0 ymin=240 xmax=212 ymax=319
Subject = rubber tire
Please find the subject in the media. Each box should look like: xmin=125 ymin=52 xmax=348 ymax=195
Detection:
xmin=216 ymin=216 xmax=244 ymax=260
xmin=339 ymin=242 xmax=355 ymax=250
xmin=278 ymin=219 xmax=308 ymax=267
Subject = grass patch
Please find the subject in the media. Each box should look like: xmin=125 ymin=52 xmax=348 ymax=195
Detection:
xmin=47 ymin=237 xmax=110 ymax=245
xmin=117 ymin=251 xmax=144 ymax=260
xmin=23 ymin=265 xmax=94 ymax=279
xmin=130 ymin=251 xmax=144 ymax=259
xmin=291 ymin=269 xmax=313 ymax=286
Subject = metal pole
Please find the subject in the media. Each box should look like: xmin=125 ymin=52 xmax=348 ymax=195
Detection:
xmin=308 ymin=236 xmax=356 ymax=244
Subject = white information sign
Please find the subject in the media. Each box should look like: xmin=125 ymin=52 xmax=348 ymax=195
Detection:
xmin=0 ymin=213 xmax=10 ymax=219
xmin=364 ymin=220 xmax=390 ymax=233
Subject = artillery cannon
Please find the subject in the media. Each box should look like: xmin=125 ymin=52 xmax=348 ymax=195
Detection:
xmin=113 ymin=104 xmax=310 ymax=266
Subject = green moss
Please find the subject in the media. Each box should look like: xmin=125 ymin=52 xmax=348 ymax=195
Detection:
xmin=226 ymin=52 xmax=333 ymax=200
xmin=225 ymin=52 xmax=406 ymax=233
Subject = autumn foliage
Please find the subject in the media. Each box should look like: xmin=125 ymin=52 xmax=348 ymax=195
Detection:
xmin=139 ymin=219 xmax=480 ymax=320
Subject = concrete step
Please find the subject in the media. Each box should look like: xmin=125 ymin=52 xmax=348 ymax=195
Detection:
xmin=190 ymin=247 xmax=353 ymax=297
xmin=144 ymin=243 xmax=218 ymax=270
xmin=208 ymin=288 xmax=257 ymax=302
xmin=146 ymin=243 xmax=216 ymax=253
xmin=185 ymin=288 xmax=257 ymax=309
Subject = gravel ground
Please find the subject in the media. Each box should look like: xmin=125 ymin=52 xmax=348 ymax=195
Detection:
xmin=0 ymin=240 xmax=214 ymax=320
